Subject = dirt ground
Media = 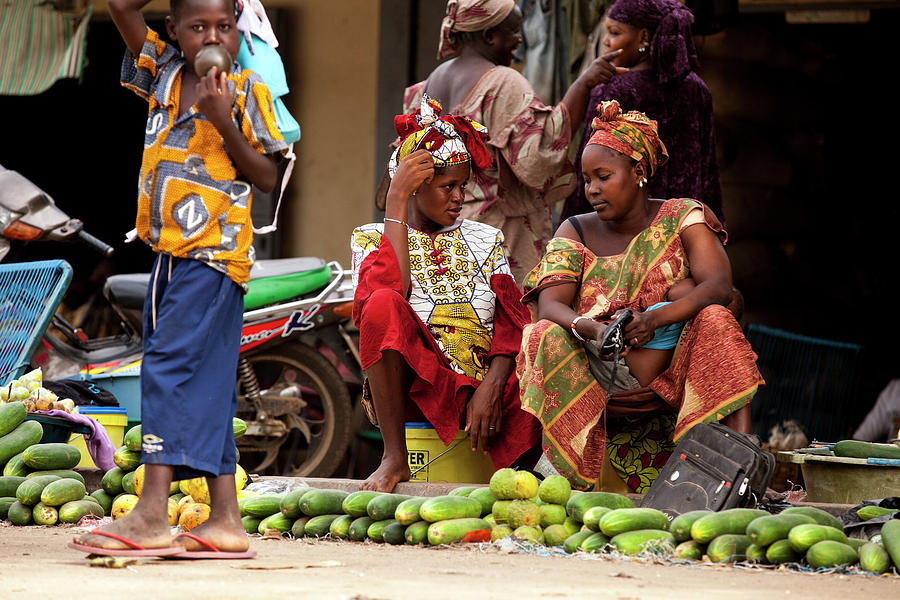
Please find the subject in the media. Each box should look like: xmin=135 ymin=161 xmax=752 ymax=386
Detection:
xmin=1 ymin=523 xmax=897 ymax=600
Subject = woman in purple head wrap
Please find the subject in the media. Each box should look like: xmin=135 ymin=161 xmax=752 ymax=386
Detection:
xmin=559 ymin=0 xmax=725 ymax=226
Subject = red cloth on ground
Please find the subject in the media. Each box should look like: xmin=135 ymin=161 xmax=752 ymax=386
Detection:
xmin=353 ymin=235 xmax=539 ymax=468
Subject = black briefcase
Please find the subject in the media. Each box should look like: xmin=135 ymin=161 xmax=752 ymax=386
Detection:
xmin=639 ymin=422 xmax=775 ymax=518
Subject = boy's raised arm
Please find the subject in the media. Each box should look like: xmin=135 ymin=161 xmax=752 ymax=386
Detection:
xmin=108 ymin=0 xmax=153 ymax=56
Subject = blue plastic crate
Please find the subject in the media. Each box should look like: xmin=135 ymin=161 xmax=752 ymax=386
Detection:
xmin=0 ymin=260 xmax=71 ymax=385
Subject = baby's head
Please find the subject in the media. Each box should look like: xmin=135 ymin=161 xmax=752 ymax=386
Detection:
xmin=166 ymin=0 xmax=240 ymax=74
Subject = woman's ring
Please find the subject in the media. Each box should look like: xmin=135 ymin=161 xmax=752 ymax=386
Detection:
xmin=489 ymin=426 xmax=495 ymax=430
xmin=632 ymin=337 xmax=639 ymax=345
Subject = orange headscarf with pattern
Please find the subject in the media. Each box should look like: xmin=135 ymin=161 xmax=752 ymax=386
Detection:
xmin=587 ymin=100 xmax=669 ymax=176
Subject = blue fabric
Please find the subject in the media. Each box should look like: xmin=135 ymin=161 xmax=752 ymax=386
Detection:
xmin=643 ymin=301 xmax=685 ymax=350
xmin=237 ymin=34 xmax=301 ymax=144
xmin=139 ymin=255 xmax=243 ymax=480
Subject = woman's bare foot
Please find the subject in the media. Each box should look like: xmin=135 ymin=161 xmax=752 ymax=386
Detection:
xmin=360 ymin=454 xmax=410 ymax=492
xmin=178 ymin=514 xmax=249 ymax=552
xmin=75 ymin=503 xmax=173 ymax=550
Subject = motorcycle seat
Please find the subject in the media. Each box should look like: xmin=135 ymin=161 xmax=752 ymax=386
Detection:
xmin=103 ymin=257 xmax=333 ymax=312
xmin=245 ymin=257 xmax=332 ymax=310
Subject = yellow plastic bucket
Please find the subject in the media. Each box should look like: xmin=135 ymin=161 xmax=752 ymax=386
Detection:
xmin=405 ymin=422 xmax=494 ymax=484
xmin=68 ymin=407 xmax=128 ymax=468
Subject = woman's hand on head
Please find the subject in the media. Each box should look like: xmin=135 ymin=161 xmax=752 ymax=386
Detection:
xmin=195 ymin=68 xmax=233 ymax=128
xmin=386 ymin=150 xmax=435 ymax=210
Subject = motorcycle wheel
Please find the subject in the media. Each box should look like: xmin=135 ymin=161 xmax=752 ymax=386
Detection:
xmin=236 ymin=341 xmax=352 ymax=477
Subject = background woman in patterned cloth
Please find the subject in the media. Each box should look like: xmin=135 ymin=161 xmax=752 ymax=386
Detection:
xmin=351 ymin=96 xmax=540 ymax=492
xmin=396 ymin=0 xmax=627 ymax=284
xmin=517 ymin=101 xmax=762 ymax=493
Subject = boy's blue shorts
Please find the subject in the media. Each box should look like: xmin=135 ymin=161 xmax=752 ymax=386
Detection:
xmin=139 ymin=254 xmax=243 ymax=481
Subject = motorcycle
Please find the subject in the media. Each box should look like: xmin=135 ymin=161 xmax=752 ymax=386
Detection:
xmin=0 ymin=164 xmax=362 ymax=477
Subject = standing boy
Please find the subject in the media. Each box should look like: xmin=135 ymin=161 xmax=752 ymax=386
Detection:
xmin=71 ymin=0 xmax=287 ymax=558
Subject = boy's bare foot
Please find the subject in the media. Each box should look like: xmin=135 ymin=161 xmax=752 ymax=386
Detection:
xmin=359 ymin=455 xmax=410 ymax=492
xmin=178 ymin=516 xmax=249 ymax=552
xmin=75 ymin=505 xmax=173 ymax=550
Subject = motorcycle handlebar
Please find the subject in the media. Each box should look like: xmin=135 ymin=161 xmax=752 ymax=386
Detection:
xmin=77 ymin=229 xmax=115 ymax=257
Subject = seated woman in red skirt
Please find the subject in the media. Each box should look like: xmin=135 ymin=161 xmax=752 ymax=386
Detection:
xmin=351 ymin=95 xmax=540 ymax=492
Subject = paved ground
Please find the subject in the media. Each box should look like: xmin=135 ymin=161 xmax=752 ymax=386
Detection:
xmin=2 ymin=522 xmax=896 ymax=600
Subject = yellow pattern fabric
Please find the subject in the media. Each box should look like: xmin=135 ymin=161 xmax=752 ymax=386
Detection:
xmin=121 ymin=28 xmax=287 ymax=287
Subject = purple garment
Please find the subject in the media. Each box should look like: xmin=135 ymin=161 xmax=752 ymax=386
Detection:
xmin=36 ymin=409 xmax=117 ymax=471
xmin=559 ymin=69 xmax=724 ymax=225
xmin=607 ymin=0 xmax=698 ymax=85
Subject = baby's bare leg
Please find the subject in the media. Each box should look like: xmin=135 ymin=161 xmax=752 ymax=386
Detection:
xmin=624 ymin=348 xmax=674 ymax=387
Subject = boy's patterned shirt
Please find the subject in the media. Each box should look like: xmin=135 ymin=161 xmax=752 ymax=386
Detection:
xmin=121 ymin=28 xmax=287 ymax=287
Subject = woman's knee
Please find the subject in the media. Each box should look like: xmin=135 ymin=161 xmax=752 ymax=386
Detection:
xmin=359 ymin=288 xmax=409 ymax=323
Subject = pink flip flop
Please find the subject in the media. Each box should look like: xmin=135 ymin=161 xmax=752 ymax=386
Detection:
xmin=167 ymin=532 xmax=257 ymax=560
xmin=68 ymin=530 xmax=186 ymax=557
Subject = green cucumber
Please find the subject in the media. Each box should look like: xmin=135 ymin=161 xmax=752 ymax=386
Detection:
xmin=448 ymin=486 xmax=480 ymax=497
xmin=608 ymin=529 xmax=675 ymax=555
xmin=299 ymin=489 xmax=349 ymax=517
xmin=690 ymin=508 xmax=768 ymax=543
xmin=367 ymin=518 xmax=397 ymax=542
xmin=395 ymin=497 xmax=428 ymax=525
xmin=26 ymin=470 xmax=84 ymax=484
xmin=857 ymin=505 xmax=899 ymax=521
xmin=259 ymin=513 xmax=293 ymax=534
xmin=22 ymin=443 xmax=81 ymax=470
xmin=329 ymin=514 xmax=354 ymax=539
xmin=40 ymin=478 xmax=86 ymax=506
xmin=746 ymin=513 xmax=815 ymax=546
xmin=566 ymin=491 xmax=633 ymax=522
xmin=858 ymin=541 xmax=891 ymax=574
xmin=303 ymin=514 xmax=342 ymax=537
xmin=32 ymin=502 xmax=58 ymax=525
xmin=468 ymin=487 xmax=497 ymax=516
xmin=0 ymin=420 xmax=43 ymax=465
xmin=58 ymin=499 xmax=104 ymax=523
xmin=112 ymin=446 xmax=140 ymax=471
xmin=882 ymin=520 xmax=900 ymax=571
xmin=242 ymin=515 xmax=261 ymax=534
xmin=674 ymin=539 xmax=705 ymax=560
xmin=100 ymin=467 xmax=125 ymax=496
xmin=123 ymin=425 xmax=142 ymax=452
xmin=597 ymin=507 xmax=669 ymax=537
xmin=367 ymin=493 xmax=412 ymax=521
xmin=242 ymin=494 xmax=284 ymax=518
xmin=833 ymin=440 xmax=900 ymax=460
xmin=405 ymin=520 xmax=430 ymax=545
xmin=670 ymin=510 xmax=712 ymax=542
xmin=563 ymin=530 xmax=595 ymax=553
xmin=348 ymin=516 xmax=375 ymax=541
xmin=806 ymin=540 xmax=858 ymax=568
xmin=426 ymin=517 xmax=491 ymax=545
xmin=581 ymin=531 xmax=610 ymax=553
xmin=780 ymin=506 xmax=843 ymax=530
xmin=7 ymin=500 xmax=33 ymax=525
xmin=341 ymin=490 xmax=383 ymax=517
xmin=280 ymin=487 xmax=314 ymax=519
xmin=766 ymin=538 xmax=801 ymax=564
xmin=788 ymin=523 xmax=849 ymax=553
xmin=419 ymin=495 xmax=482 ymax=522
xmin=382 ymin=521 xmax=407 ymax=545
xmin=0 ymin=401 xmax=27 ymax=437
xmin=89 ymin=489 xmax=114 ymax=515
xmin=3 ymin=453 xmax=30 ymax=477
xmin=1 ymin=496 xmax=16 ymax=519
xmin=15 ymin=474 xmax=60 ymax=506
xmin=233 ymin=417 xmax=247 ymax=439
xmin=745 ymin=543 xmax=768 ymax=563
xmin=0 ymin=475 xmax=26 ymax=497
xmin=582 ymin=506 xmax=612 ymax=532
xmin=707 ymin=534 xmax=751 ymax=563
xmin=290 ymin=517 xmax=310 ymax=538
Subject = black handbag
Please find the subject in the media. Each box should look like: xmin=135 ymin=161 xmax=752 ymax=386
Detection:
xmin=597 ymin=309 xmax=633 ymax=394
xmin=639 ymin=422 xmax=775 ymax=518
